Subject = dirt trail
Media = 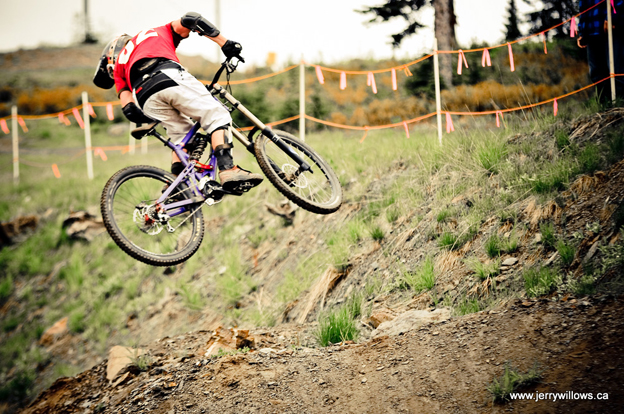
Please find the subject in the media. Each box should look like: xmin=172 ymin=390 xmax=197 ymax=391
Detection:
xmin=22 ymin=296 xmax=624 ymax=414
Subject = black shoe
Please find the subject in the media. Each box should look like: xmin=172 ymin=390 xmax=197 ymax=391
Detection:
xmin=219 ymin=166 xmax=263 ymax=193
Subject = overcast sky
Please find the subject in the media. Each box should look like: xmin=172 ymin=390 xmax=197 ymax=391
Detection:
xmin=0 ymin=0 xmax=535 ymax=66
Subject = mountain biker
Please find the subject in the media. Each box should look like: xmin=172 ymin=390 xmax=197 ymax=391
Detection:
xmin=92 ymin=12 xmax=263 ymax=193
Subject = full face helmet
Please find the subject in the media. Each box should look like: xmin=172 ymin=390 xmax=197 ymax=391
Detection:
xmin=93 ymin=34 xmax=132 ymax=89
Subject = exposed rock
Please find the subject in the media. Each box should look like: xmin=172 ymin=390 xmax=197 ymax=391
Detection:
xmin=62 ymin=211 xmax=105 ymax=242
xmin=39 ymin=317 xmax=69 ymax=347
xmin=107 ymin=346 xmax=145 ymax=382
xmin=372 ymin=308 xmax=451 ymax=338
xmin=204 ymin=327 xmax=254 ymax=357
xmin=501 ymin=257 xmax=518 ymax=266
xmin=368 ymin=308 xmax=397 ymax=328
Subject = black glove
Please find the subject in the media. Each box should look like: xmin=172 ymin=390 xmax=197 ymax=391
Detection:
xmin=122 ymin=102 xmax=154 ymax=124
xmin=221 ymin=40 xmax=243 ymax=59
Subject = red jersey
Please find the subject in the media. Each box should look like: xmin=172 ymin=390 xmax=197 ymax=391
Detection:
xmin=114 ymin=23 xmax=181 ymax=94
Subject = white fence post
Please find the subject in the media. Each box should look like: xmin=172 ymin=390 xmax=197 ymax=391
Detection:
xmin=141 ymin=133 xmax=148 ymax=154
xmin=82 ymin=92 xmax=94 ymax=180
xmin=607 ymin=0 xmax=616 ymax=103
xmin=433 ymin=38 xmax=443 ymax=145
xmin=299 ymin=57 xmax=306 ymax=142
xmin=11 ymin=106 xmax=19 ymax=184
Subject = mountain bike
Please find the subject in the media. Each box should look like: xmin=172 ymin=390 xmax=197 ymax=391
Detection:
xmin=100 ymin=57 xmax=342 ymax=266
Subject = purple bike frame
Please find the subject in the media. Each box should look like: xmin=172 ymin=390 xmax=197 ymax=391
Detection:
xmin=154 ymin=122 xmax=217 ymax=217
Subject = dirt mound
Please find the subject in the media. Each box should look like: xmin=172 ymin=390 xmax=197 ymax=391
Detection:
xmin=22 ymin=296 xmax=624 ymax=414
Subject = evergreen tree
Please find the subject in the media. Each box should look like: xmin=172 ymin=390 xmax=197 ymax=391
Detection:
xmin=359 ymin=0 xmax=457 ymax=86
xmin=522 ymin=0 xmax=577 ymax=38
xmin=505 ymin=0 xmax=522 ymax=41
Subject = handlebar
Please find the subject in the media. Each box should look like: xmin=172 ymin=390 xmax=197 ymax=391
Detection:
xmin=209 ymin=55 xmax=244 ymax=89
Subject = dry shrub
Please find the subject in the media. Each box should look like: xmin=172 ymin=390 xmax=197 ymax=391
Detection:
xmin=350 ymin=107 xmax=368 ymax=126
xmin=330 ymin=112 xmax=348 ymax=125
xmin=569 ymin=174 xmax=600 ymax=198
xmin=15 ymin=85 xmax=112 ymax=115
xmin=327 ymin=83 xmax=369 ymax=106
xmin=436 ymin=251 xmax=462 ymax=273
xmin=441 ymin=80 xmax=570 ymax=112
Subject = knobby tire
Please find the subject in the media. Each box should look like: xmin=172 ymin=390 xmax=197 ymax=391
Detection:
xmin=254 ymin=130 xmax=342 ymax=214
xmin=100 ymin=165 xmax=204 ymax=266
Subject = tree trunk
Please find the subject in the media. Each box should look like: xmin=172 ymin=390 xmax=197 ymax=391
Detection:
xmin=433 ymin=0 xmax=457 ymax=88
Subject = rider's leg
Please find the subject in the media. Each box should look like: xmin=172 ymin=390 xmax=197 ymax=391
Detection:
xmin=141 ymin=68 xmax=262 ymax=191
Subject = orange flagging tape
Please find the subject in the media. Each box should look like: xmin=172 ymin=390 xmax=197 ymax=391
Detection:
xmin=198 ymin=64 xmax=299 ymax=86
xmin=52 ymin=164 xmax=61 ymax=178
xmin=94 ymin=147 xmax=108 ymax=161
xmin=18 ymin=117 xmax=28 ymax=132
xmin=457 ymin=50 xmax=468 ymax=75
xmin=72 ymin=108 xmax=85 ymax=129
xmin=508 ymin=43 xmax=515 ymax=72
xmin=391 ymin=68 xmax=398 ymax=91
xmin=315 ymin=66 xmax=325 ymax=84
xmin=313 ymin=54 xmax=432 ymax=75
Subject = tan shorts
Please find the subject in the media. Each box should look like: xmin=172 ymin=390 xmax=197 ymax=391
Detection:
xmin=139 ymin=68 xmax=232 ymax=144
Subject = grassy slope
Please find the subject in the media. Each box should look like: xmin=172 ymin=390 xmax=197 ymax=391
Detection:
xmin=2 ymin=91 xmax=624 ymax=409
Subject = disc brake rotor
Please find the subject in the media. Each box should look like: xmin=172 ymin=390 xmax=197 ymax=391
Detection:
xmin=133 ymin=205 xmax=163 ymax=235
xmin=282 ymin=164 xmax=308 ymax=188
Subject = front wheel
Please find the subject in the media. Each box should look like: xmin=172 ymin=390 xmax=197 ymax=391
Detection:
xmin=100 ymin=165 xmax=204 ymax=266
xmin=254 ymin=130 xmax=342 ymax=214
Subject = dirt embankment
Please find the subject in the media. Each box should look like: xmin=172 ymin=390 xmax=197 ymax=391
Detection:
xmin=22 ymin=296 xmax=624 ymax=414
xmin=9 ymin=109 xmax=624 ymax=413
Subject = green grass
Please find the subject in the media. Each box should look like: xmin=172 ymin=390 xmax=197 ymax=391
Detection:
xmin=569 ymin=274 xmax=596 ymax=295
xmin=344 ymin=293 xmax=364 ymax=319
xmin=501 ymin=232 xmax=520 ymax=254
xmin=347 ymin=220 xmax=366 ymax=243
xmin=436 ymin=208 xmax=455 ymax=223
xmin=539 ymin=222 xmax=557 ymax=249
xmin=467 ymin=258 xmax=501 ymax=281
xmin=0 ymin=275 xmax=13 ymax=299
xmin=555 ymin=240 xmax=575 ymax=266
xmin=454 ymin=296 xmax=484 ymax=316
xmin=554 ymin=129 xmax=570 ymax=150
xmin=485 ymin=234 xmax=502 ymax=258
xmin=523 ymin=266 xmax=560 ymax=298
xmin=369 ymin=226 xmax=385 ymax=241
xmin=487 ymin=362 xmax=542 ymax=403
xmin=315 ymin=306 xmax=359 ymax=346
xmin=438 ymin=232 xmax=458 ymax=250
xmin=402 ymin=256 xmax=436 ymax=292
xmin=476 ymin=140 xmax=508 ymax=174
xmin=178 ymin=283 xmax=205 ymax=311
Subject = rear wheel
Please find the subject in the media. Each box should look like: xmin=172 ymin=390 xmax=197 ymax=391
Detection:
xmin=254 ymin=130 xmax=342 ymax=214
xmin=100 ymin=165 xmax=204 ymax=266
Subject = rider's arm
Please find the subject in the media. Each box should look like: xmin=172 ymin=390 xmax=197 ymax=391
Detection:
xmin=171 ymin=18 xmax=227 ymax=47
xmin=119 ymin=90 xmax=133 ymax=108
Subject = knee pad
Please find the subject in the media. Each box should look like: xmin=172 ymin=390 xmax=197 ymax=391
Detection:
xmin=211 ymin=124 xmax=233 ymax=144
